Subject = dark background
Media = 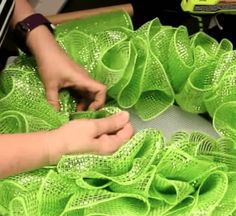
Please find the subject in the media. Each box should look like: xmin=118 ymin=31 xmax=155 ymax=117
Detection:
xmin=61 ymin=0 xmax=236 ymax=48
xmin=61 ymin=0 xmax=195 ymax=30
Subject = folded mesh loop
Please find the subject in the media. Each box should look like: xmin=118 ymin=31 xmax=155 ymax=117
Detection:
xmin=215 ymin=38 xmax=233 ymax=58
xmin=0 ymin=111 xmax=28 ymax=133
xmin=175 ymin=62 xmax=217 ymax=113
xmin=150 ymin=27 xmax=176 ymax=69
xmin=134 ymin=51 xmax=174 ymax=121
xmin=150 ymin=173 xmax=195 ymax=205
xmin=60 ymin=189 xmax=150 ymax=216
xmin=211 ymin=172 xmax=236 ymax=216
xmin=117 ymin=36 xmax=148 ymax=108
xmin=205 ymin=65 xmax=236 ymax=117
xmin=190 ymin=171 xmax=228 ymax=215
xmin=213 ymin=101 xmax=236 ymax=140
xmin=134 ymin=18 xmax=162 ymax=41
xmin=190 ymin=31 xmax=219 ymax=57
xmin=167 ymin=25 xmax=194 ymax=92
xmin=0 ymin=68 xmax=68 ymax=131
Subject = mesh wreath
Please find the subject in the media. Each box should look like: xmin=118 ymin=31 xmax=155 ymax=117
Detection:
xmin=0 ymin=11 xmax=236 ymax=216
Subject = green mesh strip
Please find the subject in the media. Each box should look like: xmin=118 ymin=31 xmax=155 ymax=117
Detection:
xmin=0 ymin=11 xmax=236 ymax=216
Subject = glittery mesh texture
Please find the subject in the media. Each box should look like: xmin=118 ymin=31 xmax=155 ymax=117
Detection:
xmin=0 ymin=11 xmax=236 ymax=216
xmin=0 ymin=66 xmax=69 ymax=133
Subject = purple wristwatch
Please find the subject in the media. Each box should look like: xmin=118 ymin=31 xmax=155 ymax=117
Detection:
xmin=13 ymin=13 xmax=55 ymax=54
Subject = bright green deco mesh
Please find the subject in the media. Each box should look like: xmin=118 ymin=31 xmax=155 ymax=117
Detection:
xmin=0 ymin=11 xmax=236 ymax=216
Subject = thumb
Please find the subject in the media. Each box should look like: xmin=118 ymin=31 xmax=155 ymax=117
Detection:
xmin=45 ymin=87 xmax=60 ymax=111
xmin=93 ymin=111 xmax=130 ymax=136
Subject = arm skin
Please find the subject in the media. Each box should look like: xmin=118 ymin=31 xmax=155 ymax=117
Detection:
xmin=0 ymin=112 xmax=133 ymax=179
xmin=0 ymin=131 xmax=56 ymax=178
xmin=0 ymin=1 xmax=134 ymax=179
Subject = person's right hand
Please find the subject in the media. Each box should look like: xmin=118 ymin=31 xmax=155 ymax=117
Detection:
xmin=48 ymin=111 xmax=134 ymax=164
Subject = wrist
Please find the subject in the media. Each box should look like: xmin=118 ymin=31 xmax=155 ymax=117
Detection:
xmin=26 ymin=25 xmax=57 ymax=55
xmin=13 ymin=13 xmax=55 ymax=55
xmin=46 ymin=129 xmax=66 ymax=165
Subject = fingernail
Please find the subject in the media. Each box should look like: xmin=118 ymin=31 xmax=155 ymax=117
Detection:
xmin=118 ymin=111 xmax=129 ymax=118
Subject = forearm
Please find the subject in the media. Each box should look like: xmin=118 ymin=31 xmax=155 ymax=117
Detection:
xmin=0 ymin=131 xmax=58 ymax=178
xmin=11 ymin=0 xmax=34 ymax=26
xmin=11 ymin=0 xmax=60 ymax=57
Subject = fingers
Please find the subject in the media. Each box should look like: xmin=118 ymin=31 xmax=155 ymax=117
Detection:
xmin=95 ymin=122 xmax=134 ymax=154
xmin=88 ymin=84 xmax=106 ymax=110
xmin=77 ymin=101 xmax=87 ymax=111
xmin=74 ymin=78 xmax=106 ymax=111
xmin=76 ymin=96 xmax=91 ymax=111
xmin=116 ymin=122 xmax=134 ymax=139
xmin=93 ymin=111 xmax=130 ymax=136
xmin=45 ymin=86 xmax=60 ymax=111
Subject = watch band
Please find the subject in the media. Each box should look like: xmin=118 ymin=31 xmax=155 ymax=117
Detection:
xmin=13 ymin=13 xmax=55 ymax=54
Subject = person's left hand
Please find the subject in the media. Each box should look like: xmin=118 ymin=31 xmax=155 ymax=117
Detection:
xmin=36 ymin=45 xmax=106 ymax=111
xmin=25 ymin=25 xmax=106 ymax=111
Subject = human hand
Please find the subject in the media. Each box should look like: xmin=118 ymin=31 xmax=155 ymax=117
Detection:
xmin=37 ymin=46 xmax=106 ymax=111
xmin=25 ymin=26 xmax=106 ymax=111
xmin=48 ymin=111 xmax=134 ymax=164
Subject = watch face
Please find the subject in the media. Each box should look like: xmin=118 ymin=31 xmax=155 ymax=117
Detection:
xmin=17 ymin=22 xmax=31 ymax=32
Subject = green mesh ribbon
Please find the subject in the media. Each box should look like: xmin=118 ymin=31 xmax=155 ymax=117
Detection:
xmin=0 ymin=11 xmax=236 ymax=216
